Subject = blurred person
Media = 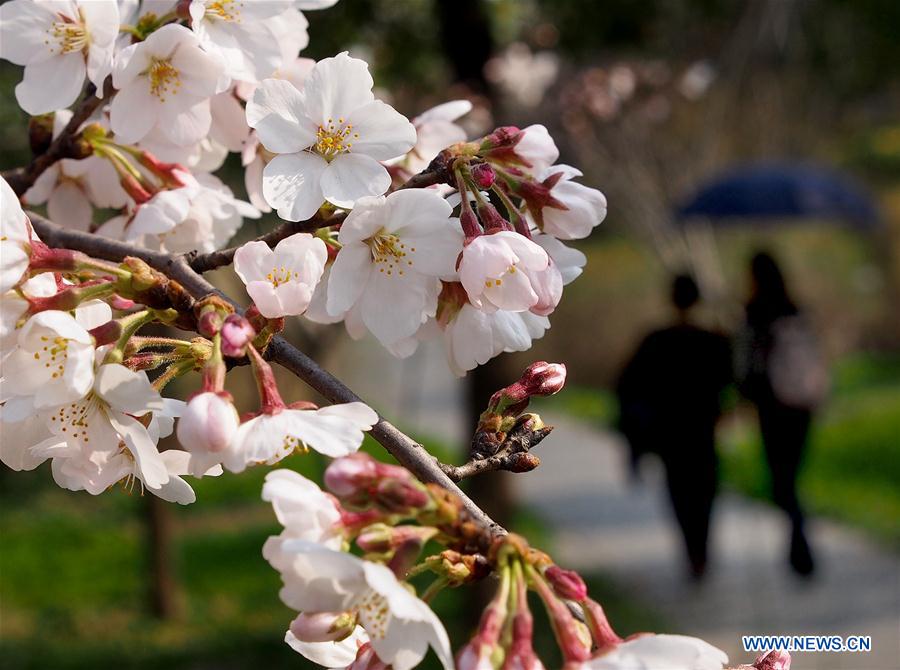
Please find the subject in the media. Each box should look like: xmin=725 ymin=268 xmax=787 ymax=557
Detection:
xmin=617 ymin=274 xmax=732 ymax=578
xmin=738 ymin=252 xmax=828 ymax=577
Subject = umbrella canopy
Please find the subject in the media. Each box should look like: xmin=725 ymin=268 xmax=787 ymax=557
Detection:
xmin=676 ymin=163 xmax=880 ymax=228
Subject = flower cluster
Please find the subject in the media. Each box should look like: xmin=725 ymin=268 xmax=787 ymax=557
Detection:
xmin=0 ymin=2 xmax=774 ymax=669
xmin=2 ymin=0 xmax=605 ymax=376
xmin=0 ymin=176 xmax=376 ymax=500
xmin=261 ymin=450 xmax=751 ymax=670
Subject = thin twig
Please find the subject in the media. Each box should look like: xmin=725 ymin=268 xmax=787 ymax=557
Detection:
xmin=440 ymin=424 xmax=553 ymax=483
xmin=26 ymin=212 xmax=505 ymax=542
xmin=4 ymin=82 xmax=113 ymax=197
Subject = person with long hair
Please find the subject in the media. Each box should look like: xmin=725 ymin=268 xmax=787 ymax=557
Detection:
xmin=739 ymin=252 xmax=825 ymax=576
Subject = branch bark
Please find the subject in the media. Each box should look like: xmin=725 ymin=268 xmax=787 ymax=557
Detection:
xmin=27 ymin=212 xmax=506 ymax=542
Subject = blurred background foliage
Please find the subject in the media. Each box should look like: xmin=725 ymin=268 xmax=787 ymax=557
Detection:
xmin=1 ymin=0 xmax=898 ymax=668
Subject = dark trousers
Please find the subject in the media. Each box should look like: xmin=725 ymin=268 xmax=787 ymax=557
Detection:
xmin=758 ymin=401 xmax=811 ymax=528
xmin=660 ymin=431 xmax=718 ymax=572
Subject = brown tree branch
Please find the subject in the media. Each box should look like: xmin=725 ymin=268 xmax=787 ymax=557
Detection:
xmin=26 ymin=211 xmax=506 ymax=542
xmin=440 ymin=420 xmax=553 ymax=483
xmin=4 ymin=82 xmax=113 ymax=197
xmin=188 ymin=210 xmax=347 ymax=273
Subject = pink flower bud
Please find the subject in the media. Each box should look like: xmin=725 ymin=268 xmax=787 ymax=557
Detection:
xmin=545 ymin=566 xmax=588 ymax=601
xmin=197 ymin=309 xmax=224 ymax=338
xmin=325 ymin=453 xmax=378 ymax=497
xmin=471 ymin=163 xmax=496 ymax=189
xmin=356 ymin=524 xmax=435 ymax=554
xmin=177 ymin=392 xmax=239 ymax=453
xmin=754 ymin=650 xmax=791 ymax=670
xmin=373 ymin=478 xmax=430 ymax=513
xmin=289 ymin=611 xmax=356 ymax=643
xmin=109 ymin=295 xmax=135 ymax=310
xmin=521 ymin=362 xmax=566 ymax=396
xmin=220 ymin=314 xmax=255 ymax=357
xmin=477 ymin=202 xmax=513 ymax=233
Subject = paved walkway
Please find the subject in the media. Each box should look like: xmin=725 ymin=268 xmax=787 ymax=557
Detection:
xmin=514 ymin=414 xmax=900 ymax=670
xmin=331 ymin=338 xmax=900 ymax=669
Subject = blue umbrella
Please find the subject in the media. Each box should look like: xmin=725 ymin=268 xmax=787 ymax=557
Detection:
xmin=676 ymin=162 xmax=880 ymax=228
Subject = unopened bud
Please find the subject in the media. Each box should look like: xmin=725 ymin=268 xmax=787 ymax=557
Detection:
xmin=506 ymin=452 xmax=541 ymax=473
xmin=753 ymin=650 xmax=791 ymax=670
xmin=521 ymin=361 xmax=566 ymax=396
xmin=177 ymin=391 xmax=238 ymax=453
xmin=373 ymin=478 xmax=430 ymax=513
xmin=220 ymin=313 xmax=255 ymax=357
xmin=325 ymin=453 xmax=378 ymax=497
xmin=357 ymin=523 xmax=436 ymax=554
xmin=471 ymin=163 xmax=496 ymax=189
xmin=197 ymin=310 xmax=224 ymax=338
xmin=545 ymin=566 xmax=588 ymax=601
xmin=289 ymin=611 xmax=357 ymax=643
xmin=477 ymin=203 xmax=513 ymax=233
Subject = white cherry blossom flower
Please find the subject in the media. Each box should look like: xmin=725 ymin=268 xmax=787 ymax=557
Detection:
xmin=221 ymin=401 xmax=377 ymax=473
xmin=458 ymin=230 xmax=549 ymax=313
xmin=0 ymin=0 xmax=119 ymax=114
xmin=534 ymin=233 xmax=587 ymax=285
xmin=1 ymin=310 xmax=96 ymax=409
xmin=111 ymin=24 xmax=227 ymax=146
xmin=25 ymin=156 xmax=126 ymax=231
xmin=326 ymin=190 xmax=463 ymax=346
xmin=533 ymin=165 xmax=607 ymax=240
xmin=443 ymin=302 xmax=549 ymax=376
xmin=188 ymin=0 xmax=294 ymax=82
xmin=246 ymin=52 xmax=416 ymax=221
xmin=115 ymin=173 xmax=259 ymax=254
xmin=234 ymin=234 xmax=327 ymax=318
xmin=514 ymin=124 xmax=559 ymax=174
xmin=269 ymin=540 xmax=453 ymax=670
xmin=261 ymin=469 xmax=345 ymax=564
xmin=1 ymin=175 xmax=32 ymax=294
xmin=0 ymin=273 xmax=56 ymax=353
xmin=583 ymin=634 xmax=728 ymax=670
xmin=0 ymin=413 xmax=63 ymax=472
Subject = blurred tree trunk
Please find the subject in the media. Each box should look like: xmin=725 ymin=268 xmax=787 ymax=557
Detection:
xmin=145 ymin=484 xmax=178 ymax=619
xmin=436 ymin=0 xmax=493 ymax=95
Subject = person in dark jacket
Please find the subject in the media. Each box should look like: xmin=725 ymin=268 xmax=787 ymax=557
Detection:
xmin=617 ymin=274 xmax=732 ymax=578
xmin=739 ymin=252 xmax=819 ymax=576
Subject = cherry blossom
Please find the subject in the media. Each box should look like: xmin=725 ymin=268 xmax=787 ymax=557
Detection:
xmin=188 ymin=0 xmax=295 ymax=82
xmin=268 ymin=539 xmax=453 ymax=670
xmin=111 ymin=24 xmax=227 ymax=146
xmin=221 ymin=402 xmax=377 ymax=473
xmin=1 ymin=311 xmax=96 ymax=409
xmin=234 ymin=234 xmax=327 ymax=318
xmin=1 ymin=175 xmax=32 ymax=294
xmin=514 ymin=124 xmax=559 ymax=174
xmin=246 ymin=52 xmax=416 ymax=220
xmin=583 ymin=635 xmax=728 ymax=670
xmin=0 ymin=273 xmax=57 ymax=352
xmin=0 ymin=0 xmax=119 ymax=114
xmin=326 ymin=190 xmax=463 ymax=346
xmin=458 ymin=231 xmax=550 ymax=313
xmin=532 ymin=165 xmax=608 ymax=240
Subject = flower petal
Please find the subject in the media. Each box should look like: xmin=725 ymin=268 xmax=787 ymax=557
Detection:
xmin=346 ymin=100 xmax=417 ymax=160
xmin=320 ymin=153 xmax=391 ymax=209
xmin=94 ymin=364 xmax=164 ymax=416
xmin=246 ymin=78 xmax=316 ymax=153
xmin=16 ymin=54 xmax=86 ymax=115
xmin=262 ymin=152 xmax=327 ymax=222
